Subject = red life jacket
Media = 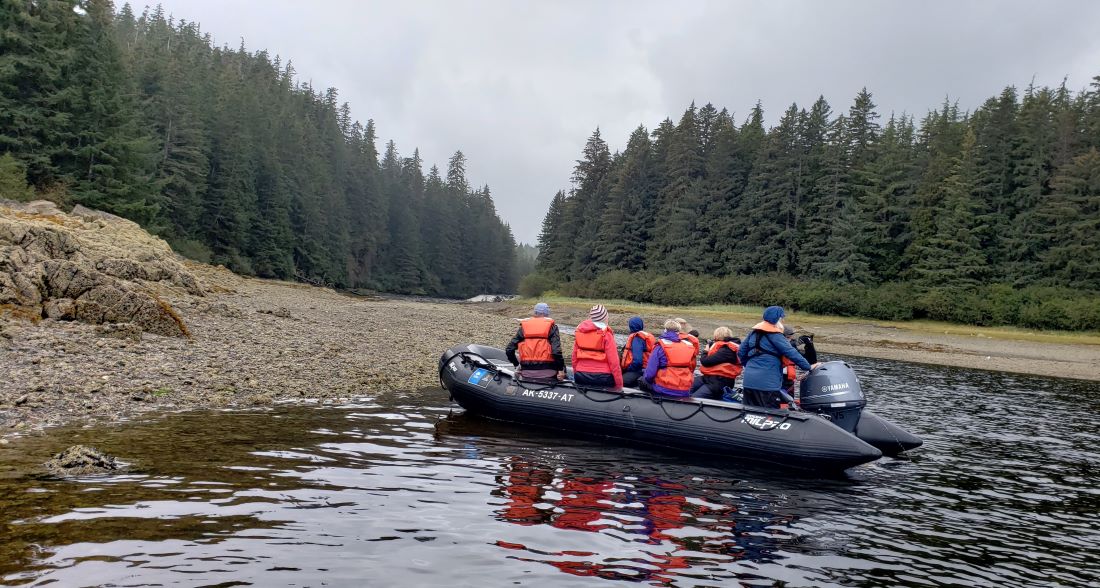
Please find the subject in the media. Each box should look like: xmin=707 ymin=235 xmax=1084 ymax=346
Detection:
xmin=655 ymin=338 xmax=696 ymax=392
xmin=620 ymin=330 xmax=656 ymax=370
xmin=700 ymin=340 xmax=742 ymax=380
xmin=518 ymin=317 xmax=554 ymax=364
xmin=574 ymin=326 xmax=608 ymax=363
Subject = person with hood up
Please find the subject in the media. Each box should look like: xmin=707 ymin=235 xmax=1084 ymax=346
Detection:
xmin=620 ymin=316 xmax=656 ymax=388
xmin=506 ymin=302 xmax=565 ymax=381
xmin=737 ymin=306 xmax=820 ymax=408
xmin=643 ymin=319 xmax=698 ymax=397
xmin=571 ymin=304 xmax=623 ymax=390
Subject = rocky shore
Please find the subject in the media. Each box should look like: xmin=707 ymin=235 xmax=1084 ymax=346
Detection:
xmin=0 ymin=200 xmax=520 ymax=435
xmin=2 ymin=200 xmax=1098 ymax=438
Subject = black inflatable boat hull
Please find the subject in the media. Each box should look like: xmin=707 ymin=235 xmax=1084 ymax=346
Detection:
xmin=855 ymin=410 xmax=923 ymax=456
xmin=440 ymin=344 xmax=883 ymax=472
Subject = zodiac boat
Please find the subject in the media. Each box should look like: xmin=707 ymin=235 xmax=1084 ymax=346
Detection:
xmin=439 ymin=344 xmax=922 ymax=472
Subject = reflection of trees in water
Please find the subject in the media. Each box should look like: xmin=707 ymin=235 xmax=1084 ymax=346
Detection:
xmin=491 ymin=456 xmax=799 ymax=584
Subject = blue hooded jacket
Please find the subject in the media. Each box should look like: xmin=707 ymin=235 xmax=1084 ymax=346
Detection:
xmin=625 ymin=317 xmax=647 ymax=372
xmin=737 ymin=327 xmax=811 ymax=391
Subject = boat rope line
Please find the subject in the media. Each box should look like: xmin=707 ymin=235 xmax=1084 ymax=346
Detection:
xmin=648 ymin=395 xmax=704 ymax=421
xmin=698 ymin=404 xmax=746 ymax=423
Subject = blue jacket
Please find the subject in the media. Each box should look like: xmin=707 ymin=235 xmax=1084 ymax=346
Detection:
xmin=737 ymin=328 xmax=811 ymax=392
xmin=643 ymin=330 xmax=692 ymax=397
xmin=626 ymin=335 xmax=648 ymax=373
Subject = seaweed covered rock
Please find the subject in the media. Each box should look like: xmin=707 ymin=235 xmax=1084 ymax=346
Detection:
xmin=0 ymin=200 xmax=201 ymax=336
xmin=43 ymin=445 xmax=121 ymax=476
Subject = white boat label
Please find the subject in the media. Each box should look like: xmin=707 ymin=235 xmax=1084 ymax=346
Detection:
xmin=520 ymin=389 xmax=574 ymax=402
xmin=742 ymin=414 xmax=791 ymax=431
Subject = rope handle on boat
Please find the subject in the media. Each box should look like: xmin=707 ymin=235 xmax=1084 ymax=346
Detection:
xmin=647 ymin=393 xmax=704 ymax=421
xmin=697 ymin=404 xmax=746 ymax=423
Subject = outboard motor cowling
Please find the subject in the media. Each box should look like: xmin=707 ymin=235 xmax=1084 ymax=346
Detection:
xmin=799 ymin=361 xmax=866 ymax=433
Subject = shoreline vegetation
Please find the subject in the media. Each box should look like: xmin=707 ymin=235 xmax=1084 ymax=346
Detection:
xmin=514 ymin=295 xmax=1100 ymax=347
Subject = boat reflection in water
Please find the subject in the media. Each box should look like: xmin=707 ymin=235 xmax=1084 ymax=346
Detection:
xmin=490 ymin=455 xmax=796 ymax=583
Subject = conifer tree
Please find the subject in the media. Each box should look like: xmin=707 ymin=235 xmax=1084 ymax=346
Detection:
xmin=537 ymin=190 xmax=570 ymax=275
xmin=63 ymin=0 xmax=160 ymax=225
xmin=565 ymin=129 xmax=612 ymax=278
xmin=1037 ymin=148 xmax=1100 ymax=288
xmin=649 ymin=105 xmax=706 ymax=272
xmin=736 ymin=104 xmax=805 ymax=274
xmin=0 ymin=0 xmax=76 ymax=189
xmin=909 ymin=128 xmax=990 ymax=286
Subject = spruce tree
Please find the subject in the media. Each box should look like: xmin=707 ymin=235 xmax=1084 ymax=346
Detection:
xmin=63 ymin=0 xmax=160 ymax=226
xmin=565 ymin=129 xmax=612 ymax=278
xmin=649 ymin=105 xmax=706 ymax=272
xmin=1038 ymin=148 xmax=1100 ymax=288
xmin=536 ymin=190 xmax=569 ymax=275
xmin=909 ymin=129 xmax=990 ymax=287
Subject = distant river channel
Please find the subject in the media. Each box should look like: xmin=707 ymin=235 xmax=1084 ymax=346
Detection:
xmin=1 ymin=356 xmax=1097 ymax=587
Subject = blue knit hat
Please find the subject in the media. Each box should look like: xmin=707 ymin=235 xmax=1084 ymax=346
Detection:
xmin=763 ymin=306 xmax=785 ymax=324
xmin=628 ymin=316 xmax=644 ymax=332
xmin=533 ymin=302 xmax=550 ymax=316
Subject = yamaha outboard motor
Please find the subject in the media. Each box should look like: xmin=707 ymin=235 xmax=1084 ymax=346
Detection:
xmin=799 ymin=361 xmax=866 ymax=433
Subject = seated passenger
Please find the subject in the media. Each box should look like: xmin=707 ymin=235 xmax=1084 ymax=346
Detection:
xmin=506 ymin=302 xmax=564 ymax=381
xmin=673 ymin=318 xmax=701 ymax=364
xmin=571 ymin=304 xmax=623 ymax=390
xmin=694 ymin=327 xmax=742 ymax=400
xmin=737 ymin=306 xmax=820 ymax=409
xmin=620 ymin=316 xmax=655 ymax=388
xmin=643 ymin=319 xmax=697 ymax=398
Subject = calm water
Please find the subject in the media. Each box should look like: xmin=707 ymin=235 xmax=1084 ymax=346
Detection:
xmin=1 ymin=356 xmax=1098 ymax=588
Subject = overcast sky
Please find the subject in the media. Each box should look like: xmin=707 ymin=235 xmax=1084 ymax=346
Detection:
xmin=148 ymin=0 xmax=1100 ymax=244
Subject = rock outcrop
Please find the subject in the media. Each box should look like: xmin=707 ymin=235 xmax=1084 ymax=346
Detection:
xmin=43 ymin=444 xmax=122 ymax=476
xmin=0 ymin=199 xmax=202 ymax=337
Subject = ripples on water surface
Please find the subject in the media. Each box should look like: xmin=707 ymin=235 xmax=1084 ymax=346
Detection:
xmin=1 ymin=356 xmax=1098 ymax=587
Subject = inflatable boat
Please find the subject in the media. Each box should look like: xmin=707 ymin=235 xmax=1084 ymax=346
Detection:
xmin=439 ymin=344 xmax=922 ymax=472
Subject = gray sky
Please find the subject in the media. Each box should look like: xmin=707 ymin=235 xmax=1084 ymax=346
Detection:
xmin=148 ymin=0 xmax=1100 ymax=244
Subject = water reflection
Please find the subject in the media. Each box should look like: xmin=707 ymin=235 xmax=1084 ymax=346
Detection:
xmin=0 ymin=355 xmax=1098 ymax=587
xmin=493 ymin=456 xmax=787 ymax=584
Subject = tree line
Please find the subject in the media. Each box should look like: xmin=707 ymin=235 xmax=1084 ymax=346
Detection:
xmin=533 ymin=80 xmax=1100 ymax=330
xmin=0 ymin=0 xmax=517 ymax=297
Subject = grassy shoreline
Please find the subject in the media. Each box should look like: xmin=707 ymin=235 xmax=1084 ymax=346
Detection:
xmin=516 ymin=295 xmax=1100 ymax=346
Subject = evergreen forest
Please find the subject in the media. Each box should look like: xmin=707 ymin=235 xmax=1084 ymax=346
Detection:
xmin=0 ymin=0 xmax=518 ymax=297
xmin=533 ymin=82 xmax=1100 ymax=330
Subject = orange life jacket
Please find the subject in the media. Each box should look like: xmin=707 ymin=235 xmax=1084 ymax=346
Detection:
xmin=574 ymin=326 xmax=609 ymax=363
xmin=700 ymin=340 xmax=742 ymax=380
xmin=518 ymin=316 xmax=555 ymax=364
xmin=781 ymin=357 xmax=796 ymax=384
xmin=654 ymin=338 xmax=696 ymax=392
xmin=620 ymin=330 xmax=657 ymax=370
xmin=682 ymin=333 xmax=701 ymax=363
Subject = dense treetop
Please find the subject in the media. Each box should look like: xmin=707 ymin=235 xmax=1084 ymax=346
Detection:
xmin=533 ymin=79 xmax=1100 ymax=329
xmin=0 ymin=0 xmax=517 ymax=296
